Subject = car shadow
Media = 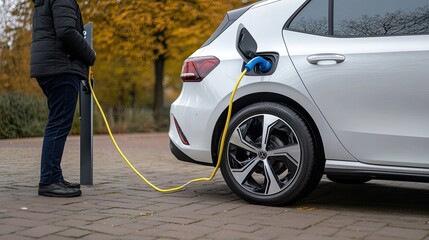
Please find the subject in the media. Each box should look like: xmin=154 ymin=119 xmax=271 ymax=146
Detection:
xmin=298 ymin=179 xmax=429 ymax=215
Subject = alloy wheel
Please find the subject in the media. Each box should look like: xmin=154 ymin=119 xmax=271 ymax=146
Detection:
xmin=226 ymin=113 xmax=302 ymax=196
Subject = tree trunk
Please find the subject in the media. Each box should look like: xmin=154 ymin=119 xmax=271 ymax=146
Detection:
xmin=153 ymin=55 xmax=166 ymax=129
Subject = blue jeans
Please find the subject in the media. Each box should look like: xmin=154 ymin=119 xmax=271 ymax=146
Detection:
xmin=37 ymin=74 xmax=80 ymax=184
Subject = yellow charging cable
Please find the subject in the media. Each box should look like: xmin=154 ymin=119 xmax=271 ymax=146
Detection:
xmin=88 ymin=68 xmax=247 ymax=192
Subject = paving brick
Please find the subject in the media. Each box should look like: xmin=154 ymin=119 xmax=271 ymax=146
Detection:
xmin=18 ymin=225 xmax=67 ymax=238
xmin=333 ymin=229 xmax=370 ymax=239
xmin=375 ymin=227 xmax=428 ymax=240
xmin=148 ymin=216 xmax=201 ymax=225
xmin=0 ymin=234 xmax=33 ymax=240
xmin=36 ymin=234 xmax=74 ymax=240
xmin=54 ymin=219 xmax=92 ymax=228
xmin=194 ymin=202 xmax=242 ymax=216
xmin=194 ymin=219 xmax=227 ymax=228
xmin=93 ymin=217 xmax=135 ymax=226
xmin=69 ymin=213 xmax=109 ymax=222
xmin=79 ymin=223 xmax=134 ymax=236
xmin=4 ymin=211 xmax=54 ymax=221
xmin=221 ymin=215 xmax=260 ymax=226
xmin=114 ymin=234 xmax=157 ymax=240
xmin=97 ymin=201 xmax=146 ymax=209
xmin=301 ymin=226 xmax=339 ymax=237
xmin=155 ymin=203 xmax=211 ymax=216
xmin=293 ymin=235 xmax=344 ymax=240
xmin=317 ymin=215 xmax=356 ymax=228
xmin=178 ymin=224 xmax=220 ymax=235
xmin=134 ymin=223 xmax=214 ymax=239
xmin=78 ymin=233 xmax=117 ymax=240
xmin=57 ymin=228 xmax=92 ymax=238
xmin=0 ymin=218 xmax=42 ymax=228
xmin=222 ymin=223 xmax=262 ymax=233
xmin=146 ymin=229 xmax=205 ymax=239
xmin=98 ymin=208 xmax=144 ymax=217
xmin=2 ymin=134 xmax=429 ymax=240
xmin=365 ymin=235 xmax=403 ymax=240
xmin=137 ymin=202 xmax=177 ymax=213
xmin=388 ymin=221 xmax=429 ymax=231
xmin=21 ymin=207 xmax=60 ymax=214
xmin=131 ymin=224 xmax=177 ymax=237
xmin=344 ymin=220 xmax=386 ymax=232
xmin=142 ymin=196 xmax=201 ymax=205
xmin=259 ymin=213 xmax=328 ymax=230
xmin=253 ymin=226 xmax=301 ymax=239
xmin=204 ymin=229 xmax=260 ymax=240
xmin=117 ymin=222 xmax=159 ymax=231
xmin=0 ymin=225 xmax=26 ymax=235
xmin=52 ymin=204 xmax=89 ymax=212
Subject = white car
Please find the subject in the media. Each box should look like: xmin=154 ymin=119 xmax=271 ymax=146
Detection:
xmin=169 ymin=0 xmax=429 ymax=205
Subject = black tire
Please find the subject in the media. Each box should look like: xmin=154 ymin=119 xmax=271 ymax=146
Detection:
xmin=220 ymin=102 xmax=324 ymax=206
xmin=326 ymin=175 xmax=371 ymax=184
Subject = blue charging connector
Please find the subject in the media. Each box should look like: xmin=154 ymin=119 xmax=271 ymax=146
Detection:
xmin=244 ymin=56 xmax=272 ymax=73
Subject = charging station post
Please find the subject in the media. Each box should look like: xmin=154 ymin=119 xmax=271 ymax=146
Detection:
xmin=80 ymin=22 xmax=94 ymax=185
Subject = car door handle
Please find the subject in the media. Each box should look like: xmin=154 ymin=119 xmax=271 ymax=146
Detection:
xmin=307 ymin=54 xmax=346 ymax=65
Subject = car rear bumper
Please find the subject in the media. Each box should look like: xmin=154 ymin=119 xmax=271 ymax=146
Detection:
xmin=169 ymin=140 xmax=213 ymax=167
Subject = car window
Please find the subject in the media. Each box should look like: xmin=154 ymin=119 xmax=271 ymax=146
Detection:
xmin=334 ymin=0 xmax=429 ymax=37
xmin=287 ymin=0 xmax=329 ymax=36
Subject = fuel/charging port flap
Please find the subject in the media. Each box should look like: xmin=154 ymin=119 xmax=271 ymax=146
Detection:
xmin=236 ymin=24 xmax=278 ymax=76
xmin=236 ymin=24 xmax=258 ymax=63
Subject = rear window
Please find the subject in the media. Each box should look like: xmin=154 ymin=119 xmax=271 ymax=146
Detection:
xmin=201 ymin=5 xmax=252 ymax=48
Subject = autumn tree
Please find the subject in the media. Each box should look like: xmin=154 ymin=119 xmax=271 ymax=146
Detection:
xmin=0 ymin=0 xmax=36 ymax=94
xmin=0 ymin=0 xmax=257 ymax=131
xmin=81 ymin=0 xmax=256 ymax=128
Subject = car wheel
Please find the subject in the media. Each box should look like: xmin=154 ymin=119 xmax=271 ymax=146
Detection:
xmin=220 ymin=102 xmax=324 ymax=205
xmin=326 ymin=175 xmax=371 ymax=184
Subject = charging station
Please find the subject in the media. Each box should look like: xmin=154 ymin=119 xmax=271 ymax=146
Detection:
xmin=80 ymin=22 xmax=94 ymax=185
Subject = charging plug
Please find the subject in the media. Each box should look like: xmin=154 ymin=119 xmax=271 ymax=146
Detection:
xmin=244 ymin=56 xmax=272 ymax=73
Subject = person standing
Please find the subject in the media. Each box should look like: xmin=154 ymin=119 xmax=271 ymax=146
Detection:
xmin=31 ymin=0 xmax=96 ymax=197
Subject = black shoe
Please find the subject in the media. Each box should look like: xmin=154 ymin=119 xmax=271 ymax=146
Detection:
xmin=61 ymin=180 xmax=80 ymax=189
xmin=38 ymin=182 xmax=82 ymax=198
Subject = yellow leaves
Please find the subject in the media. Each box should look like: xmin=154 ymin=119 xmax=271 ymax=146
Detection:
xmin=84 ymin=0 xmax=257 ymax=61
xmin=295 ymin=205 xmax=318 ymax=211
xmin=81 ymin=0 xmax=259 ymax=108
xmin=0 ymin=0 xmax=259 ymax=112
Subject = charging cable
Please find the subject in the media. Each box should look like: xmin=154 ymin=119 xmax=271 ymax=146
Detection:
xmin=88 ymin=56 xmax=270 ymax=192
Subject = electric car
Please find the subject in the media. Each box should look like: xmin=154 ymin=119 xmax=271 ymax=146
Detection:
xmin=169 ymin=0 xmax=429 ymax=205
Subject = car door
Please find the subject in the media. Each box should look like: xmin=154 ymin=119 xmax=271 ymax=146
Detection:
xmin=283 ymin=0 xmax=429 ymax=168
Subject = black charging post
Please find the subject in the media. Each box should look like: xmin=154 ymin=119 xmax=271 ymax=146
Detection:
xmin=80 ymin=22 xmax=94 ymax=185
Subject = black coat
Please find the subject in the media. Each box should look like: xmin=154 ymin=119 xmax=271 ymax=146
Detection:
xmin=30 ymin=0 xmax=96 ymax=80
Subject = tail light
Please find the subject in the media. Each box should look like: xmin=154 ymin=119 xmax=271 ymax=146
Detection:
xmin=180 ymin=56 xmax=220 ymax=82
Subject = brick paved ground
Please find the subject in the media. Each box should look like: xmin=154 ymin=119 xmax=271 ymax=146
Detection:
xmin=0 ymin=133 xmax=429 ymax=240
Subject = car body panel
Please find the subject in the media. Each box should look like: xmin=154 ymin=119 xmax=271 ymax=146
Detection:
xmin=170 ymin=0 xmax=429 ymax=181
xmin=284 ymin=31 xmax=429 ymax=168
xmin=325 ymin=159 xmax=429 ymax=180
